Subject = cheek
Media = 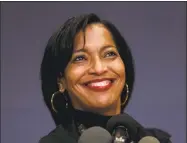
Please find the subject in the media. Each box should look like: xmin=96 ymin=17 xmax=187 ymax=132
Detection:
xmin=65 ymin=65 xmax=86 ymax=85
xmin=110 ymin=59 xmax=126 ymax=78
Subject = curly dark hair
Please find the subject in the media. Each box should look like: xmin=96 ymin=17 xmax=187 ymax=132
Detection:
xmin=40 ymin=13 xmax=135 ymax=126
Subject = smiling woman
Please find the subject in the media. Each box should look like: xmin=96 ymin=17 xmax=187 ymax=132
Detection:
xmin=59 ymin=23 xmax=126 ymax=115
xmin=39 ymin=13 xmax=171 ymax=143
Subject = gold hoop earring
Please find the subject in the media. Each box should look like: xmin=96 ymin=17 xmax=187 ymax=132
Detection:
xmin=51 ymin=91 xmax=68 ymax=113
xmin=121 ymin=83 xmax=129 ymax=106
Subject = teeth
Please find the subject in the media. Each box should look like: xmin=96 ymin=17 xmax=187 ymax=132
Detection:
xmin=88 ymin=80 xmax=111 ymax=87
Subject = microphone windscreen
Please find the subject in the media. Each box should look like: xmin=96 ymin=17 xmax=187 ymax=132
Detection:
xmin=106 ymin=113 xmax=145 ymax=141
xmin=78 ymin=126 xmax=112 ymax=143
xmin=138 ymin=136 xmax=160 ymax=143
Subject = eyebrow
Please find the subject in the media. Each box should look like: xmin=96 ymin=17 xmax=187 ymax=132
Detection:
xmin=73 ymin=45 xmax=116 ymax=53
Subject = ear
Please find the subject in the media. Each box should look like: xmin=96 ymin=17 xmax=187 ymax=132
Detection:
xmin=57 ymin=77 xmax=66 ymax=93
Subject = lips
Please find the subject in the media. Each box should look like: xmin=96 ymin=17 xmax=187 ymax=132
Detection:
xmin=83 ymin=79 xmax=115 ymax=91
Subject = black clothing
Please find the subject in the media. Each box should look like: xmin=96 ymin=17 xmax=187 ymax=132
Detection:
xmin=39 ymin=109 xmax=171 ymax=143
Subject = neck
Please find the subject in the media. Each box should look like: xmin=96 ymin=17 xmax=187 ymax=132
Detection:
xmin=92 ymin=103 xmax=121 ymax=116
xmin=72 ymin=108 xmax=113 ymax=130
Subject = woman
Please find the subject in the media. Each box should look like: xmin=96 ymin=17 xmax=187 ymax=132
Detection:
xmin=40 ymin=13 xmax=171 ymax=143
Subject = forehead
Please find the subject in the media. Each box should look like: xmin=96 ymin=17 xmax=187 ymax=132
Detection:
xmin=73 ymin=23 xmax=115 ymax=51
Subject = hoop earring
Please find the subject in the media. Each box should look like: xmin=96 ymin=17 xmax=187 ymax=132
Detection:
xmin=121 ymin=83 xmax=129 ymax=106
xmin=51 ymin=91 xmax=68 ymax=113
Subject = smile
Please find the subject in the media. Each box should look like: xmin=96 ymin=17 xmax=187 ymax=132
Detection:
xmin=84 ymin=79 xmax=115 ymax=91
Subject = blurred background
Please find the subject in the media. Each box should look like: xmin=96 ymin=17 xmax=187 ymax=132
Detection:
xmin=1 ymin=2 xmax=186 ymax=143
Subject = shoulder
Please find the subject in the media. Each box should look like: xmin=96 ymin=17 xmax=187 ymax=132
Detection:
xmin=39 ymin=125 xmax=76 ymax=143
xmin=144 ymin=128 xmax=172 ymax=143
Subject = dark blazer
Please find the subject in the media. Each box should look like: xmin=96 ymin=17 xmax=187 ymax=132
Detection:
xmin=39 ymin=123 xmax=172 ymax=143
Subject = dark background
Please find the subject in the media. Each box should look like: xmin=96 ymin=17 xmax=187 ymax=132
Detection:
xmin=1 ymin=2 xmax=186 ymax=143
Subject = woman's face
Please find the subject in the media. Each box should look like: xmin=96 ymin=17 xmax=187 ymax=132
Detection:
xmin=59 ymin=23 xmax=126 ymax=115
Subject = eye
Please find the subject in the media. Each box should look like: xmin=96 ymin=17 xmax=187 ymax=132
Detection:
xmin=105 ymin=51 xmax=117 ymax=58
xmin=72 ymin=55 xmax=86 ymax=62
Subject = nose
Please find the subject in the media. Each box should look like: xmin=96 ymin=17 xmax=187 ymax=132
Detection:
xmin=88 ymin=57 xmax=107 ymax=75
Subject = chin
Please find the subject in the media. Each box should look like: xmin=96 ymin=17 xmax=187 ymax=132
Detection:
xmin=89 ymin=101 xmax=117 ymax=111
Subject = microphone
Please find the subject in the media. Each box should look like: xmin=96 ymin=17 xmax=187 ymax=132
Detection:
xmin=138 ymin=136 xmax=160 ymax=143
xmin=106 ymin=113 xmax=146 ymax=143
xmin=78 ymin=126 xmax=112 ymax=143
